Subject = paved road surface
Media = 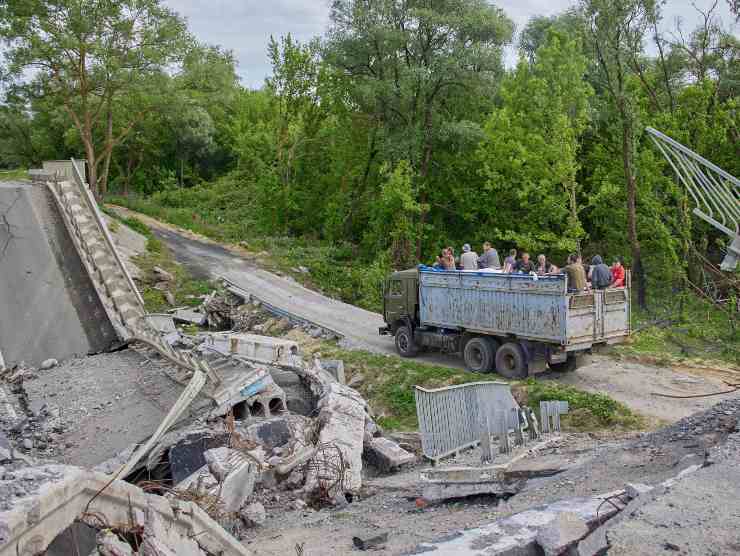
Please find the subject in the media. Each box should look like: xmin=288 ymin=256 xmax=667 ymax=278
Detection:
xmin=0 ymin=181 xmax=117 ymax=366
xmin=109 ymin=206 xmax=463 ymax=367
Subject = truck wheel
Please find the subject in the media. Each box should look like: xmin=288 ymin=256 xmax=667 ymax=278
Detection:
xmin=549 ymin=355 xmax=578 ymax=372
xmin=495 ymin=342 xmax=527 ymax=379
xmin=395 ymin=325 xmax=418 ymax=358
xmin=463 ymin=337 xmax=495 ymax=372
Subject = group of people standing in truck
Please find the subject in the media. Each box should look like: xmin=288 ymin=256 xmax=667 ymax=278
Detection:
xmin=432 ymin=242 xmax=626 ymax=292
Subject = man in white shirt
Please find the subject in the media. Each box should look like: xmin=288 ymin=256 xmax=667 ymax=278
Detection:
xmin=460 ymin=244 xmax=479 ymax=270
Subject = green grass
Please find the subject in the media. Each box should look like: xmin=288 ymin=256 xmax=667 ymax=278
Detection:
xmin=614 ymin=291 xmax=740 ymax=367
xmin=522 ymin=378 xmax=644 ymax=430
xmin=0 ymin=168 xmax=28 ymax=181
xmin=307 ymin=343 xmax=644 ymax=432
xmin=119 ymin=219 xmax=214 ymax=313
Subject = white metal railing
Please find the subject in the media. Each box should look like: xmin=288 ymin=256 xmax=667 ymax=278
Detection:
xmin=414 ymin=381 xmax=519 ymax=460
xmin=647 ymin=127 xmax=740 ymax=270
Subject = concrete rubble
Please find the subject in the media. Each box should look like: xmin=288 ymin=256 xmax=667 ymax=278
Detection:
xmin=0 ymin=279 xmax=418 ymax=555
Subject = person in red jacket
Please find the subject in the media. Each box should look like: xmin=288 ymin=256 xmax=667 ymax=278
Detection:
xmin=611 ymin=257 xmax=625 ymax=288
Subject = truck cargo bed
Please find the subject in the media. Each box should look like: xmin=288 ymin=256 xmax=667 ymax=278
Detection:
xmin=418 ymin=270 xmax=630 ymax=349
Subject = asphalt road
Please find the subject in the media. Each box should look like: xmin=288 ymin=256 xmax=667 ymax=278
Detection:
xmin=109 ymin=206 xmax=463 ymax=367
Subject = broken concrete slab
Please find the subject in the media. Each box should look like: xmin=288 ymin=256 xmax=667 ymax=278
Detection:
xmin=241 ymin=418 xmax=293 ymax=451
xmin=319 ymin=360 xmax=345 ymax=385
xmin=421 ymin=464 xmax=526 ymax=502
xmin=168 ymin=430 xmax=231 ymax=484
xmin=363 ymin=437 xmax=416 ymax=473
xmin=172 ymin=308 xmax=207 ymax=326
xmin=0 ymin=464 xmax=250 ymax=556
xmin=414 ymin=489 xmax=627 ymax=554
xmin=535 ymin=511 xmax=590 ymax=556
xmin=202 ymin=447 xmax=258 ymax=512
xmin=200 ymin=333 xmax=300 ymax=367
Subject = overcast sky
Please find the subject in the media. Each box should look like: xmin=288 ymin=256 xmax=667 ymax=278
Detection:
xmin=165 ymin=0 xmax=737 ymax=88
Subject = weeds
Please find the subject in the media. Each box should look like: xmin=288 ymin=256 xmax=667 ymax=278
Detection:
xmin=311 ymin=343 xmax=643 ymax=432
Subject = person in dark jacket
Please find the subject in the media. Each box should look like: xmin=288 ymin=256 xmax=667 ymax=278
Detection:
xmin=589 ymin=255 xmax=612 ymax=290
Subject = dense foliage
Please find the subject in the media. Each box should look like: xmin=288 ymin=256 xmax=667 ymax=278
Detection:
xmin=1 ymin=0 xmax=738 ymax=309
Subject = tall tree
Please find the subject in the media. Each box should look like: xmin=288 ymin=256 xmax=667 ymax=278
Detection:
xmin=325 ymin=0 xmax=513 ymax=260
xmin=478 ymin=30 xmax=592 ymax=255
xmin=0 ymin=0 xmax=190 ymax=195
xmin=581 ymin=0 xmax=658 ymax=308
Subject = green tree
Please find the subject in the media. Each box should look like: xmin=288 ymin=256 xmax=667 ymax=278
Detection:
xmin=326 ymin=0 xmax=514 ymax=258
xmin=478 ymin=30 xmax=592 ymax=255
xmin=581 ymin=0 xmax=658 ymax=308
xmin=0 ymin=0 xmax=190 ymax=194
xmin=368 ymin=160 xmax=422 ymax=268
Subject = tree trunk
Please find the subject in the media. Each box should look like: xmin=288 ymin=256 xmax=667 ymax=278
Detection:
xmin=99 ymin=105 xmax=114 ymax=196
xmin=619 ymin=101 xmax=646 ymax=308
xmin=83 ymin=138 xmax=98 ymax=197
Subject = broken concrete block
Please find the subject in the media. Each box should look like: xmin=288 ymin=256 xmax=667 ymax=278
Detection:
xmin=167 ymin=431 xmax=230 ymax=484
xmin=171 ymin=309 xmax=207 ymax=326
xmin=204 ymin=447 xmax=234 ymax=482
xmin=535 ymin=511 xmax=589 ymax=556
xmin=240 ymin=502 xmax=266 ymax=527
xmin=308 ymin=382 xmax=367 ymax=493
xmin=320 ymin=360 xmax=346 ymax=384
xmin=97 ymin=530 xmax=134 ymax=556
xmin=40 ymin=359 xmax=58 ymax=370
xmin=420 ymin=465 xmax=525 ymax=502
xmin=624 ymin=482 xmax=654 ymax=499
xmin=218 ymin=459 xmax=257 ymax=513
xmin=242 ymin=418 xmax=292 ymax=451
xmin=363 ymin=437 xmax=415 ymax=472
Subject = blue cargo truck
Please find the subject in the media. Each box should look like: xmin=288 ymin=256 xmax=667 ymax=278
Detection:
xmin=380 ymin=268 xmax=631 ymax=378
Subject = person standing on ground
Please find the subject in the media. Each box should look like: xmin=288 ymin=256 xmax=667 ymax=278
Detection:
xmin=589 ymin=255 xmax=612 ymax=290
xmin=563 ymin=254 xmax=587 ymax=292
xmin=460 ymin=244 xmax=479 ymax=270
xmin=503 ymin=249 xmax=517 ymax=273
xmin=610 ymin=257 xmax=625 ymax=288
xmin=478 ymin=242 xmax=501 ymax=269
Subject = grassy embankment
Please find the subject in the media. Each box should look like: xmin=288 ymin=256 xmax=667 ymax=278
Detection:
xmin=0 ymin=168 xmax=28 ymax=181
xmin=102 ymin=208 xmax=213 ymax=312
xmin=612 ymin=292 xmax=740 ymax=369
xmin=314 ymin=344 xmax=643 ymax=432
xmin=106 ymin=193 xmax=387 ymax=313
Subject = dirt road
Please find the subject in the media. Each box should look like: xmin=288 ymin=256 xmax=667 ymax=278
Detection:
xmin=109 ymin=207 xmax=739 ymax=424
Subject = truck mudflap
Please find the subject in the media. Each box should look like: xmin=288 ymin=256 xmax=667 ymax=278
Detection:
xmin=379 ymin=326 xmax=391 ymax=336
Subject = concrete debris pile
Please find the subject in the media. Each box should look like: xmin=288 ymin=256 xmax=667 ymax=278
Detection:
xmin=0 ymin=463 xmax=250 ymax=556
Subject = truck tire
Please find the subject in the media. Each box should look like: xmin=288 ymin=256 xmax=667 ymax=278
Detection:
xmin=463 ymin=337 xmax=495 ymax=372
xmin=395 ymin=325 xmax=418 ymax=358
xmin=549 ymin=354 xmax=578 ymax=373
xmin=495 ymin=342 xmax=527 ymax=379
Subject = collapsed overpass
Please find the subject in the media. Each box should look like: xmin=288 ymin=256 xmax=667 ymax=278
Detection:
xmin=0 ymin=180 xmax=118 ymax=367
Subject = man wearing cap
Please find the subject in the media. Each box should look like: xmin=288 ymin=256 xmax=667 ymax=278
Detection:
xmin=460 ymin=243 xmax=479 ymax=270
